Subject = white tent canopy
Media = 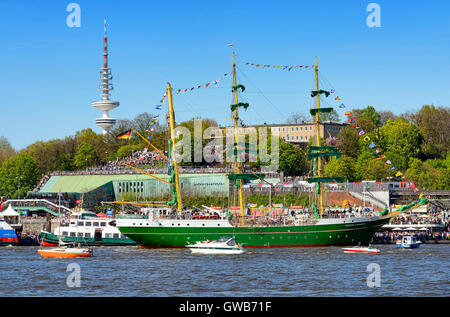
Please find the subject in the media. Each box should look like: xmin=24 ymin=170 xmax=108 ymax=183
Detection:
xmin=1 ymin=204 xmax=20 ymax=217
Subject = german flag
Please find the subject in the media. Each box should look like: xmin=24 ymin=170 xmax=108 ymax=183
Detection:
xmin=116 ymin=130 xmax=132 ymax=140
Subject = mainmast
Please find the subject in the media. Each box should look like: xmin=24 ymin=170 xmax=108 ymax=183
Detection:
xmin=167 ymin=83 xmax=183 ymax=212
xmin=306 ymin=58 xmax=344 ymax=217
xmin=314 ymin=58 xmax=324 ymax=215
xmin=232 ymin=51 xmax=245 ymax=226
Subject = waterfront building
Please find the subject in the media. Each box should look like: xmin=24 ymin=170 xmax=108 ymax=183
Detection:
xmin=268 ymin=121 xmax=346 ymax=145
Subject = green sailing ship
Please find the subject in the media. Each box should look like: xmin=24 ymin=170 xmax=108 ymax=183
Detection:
xmin=115 ymin=54 xmax=426 ymax=248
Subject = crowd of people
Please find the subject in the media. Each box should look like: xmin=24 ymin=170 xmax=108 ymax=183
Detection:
xmin=17 ymin=231 xmax=41 ymax=246
xmin=373 ymin=230 xmax=450 ymax=244
xmin=389 ymin=210 xmax=445 ymax=226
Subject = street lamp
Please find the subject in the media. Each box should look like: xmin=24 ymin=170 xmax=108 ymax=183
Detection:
xmin=16 ymin=176 xmax=23 ymax=200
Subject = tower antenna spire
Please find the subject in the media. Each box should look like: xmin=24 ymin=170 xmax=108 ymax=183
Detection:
xmin=104 ymin=17 xmax=108 ymax=69
xmin=92 ymin=17 xmax=119 ymax=135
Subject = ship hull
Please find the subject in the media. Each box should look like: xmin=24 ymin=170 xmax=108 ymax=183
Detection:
xmin=118 ymin=217 xmax=391 ymax=248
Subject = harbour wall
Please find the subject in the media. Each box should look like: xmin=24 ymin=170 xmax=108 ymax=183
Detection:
xmin=21 ymin=218 xmax=61 ymax=235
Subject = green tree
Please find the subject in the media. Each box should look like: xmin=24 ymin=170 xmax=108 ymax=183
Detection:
xmin=437 ymin=168 xmax=450 ymax=190
xmin=411 ymin=105 xmax=450 ymax=159
xmin=379 ymin=118 xmax=423 ymax=170
xmin=324 ymin=156 xmax=357 ymax=182
xmin=74 ymin=142 xmax=97 ymax=169
xmin=0 ymin=153 xmax=40 ymax=198
xmin=406 ymin=158 xmax=440 ymax=190
xmin=0 ymin=136 xmax=16 ymax=166
xmin=278 ymin=140 xmax=307 ymax=176
xmin=336 ymin=117 xmax=376 ymax=159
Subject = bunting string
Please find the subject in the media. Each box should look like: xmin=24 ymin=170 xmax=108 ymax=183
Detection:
xmin=245 ymin=62 xmax=316 ymax=71
xmin=329 ymin=90 xmax=404 ymax=177
xmin=156 ymin=72 xmax=233 ymax=104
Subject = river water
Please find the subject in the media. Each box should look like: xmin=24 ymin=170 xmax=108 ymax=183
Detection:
xmin=1 ymin=244 xmax=448 ymax=297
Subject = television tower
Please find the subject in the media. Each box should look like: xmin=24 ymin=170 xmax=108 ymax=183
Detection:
xmin=92 ymin=18 xmax=119 ymax=135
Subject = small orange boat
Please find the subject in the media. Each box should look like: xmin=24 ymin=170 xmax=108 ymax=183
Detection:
xmin=38 ymin=246 xmax=93 ymax=258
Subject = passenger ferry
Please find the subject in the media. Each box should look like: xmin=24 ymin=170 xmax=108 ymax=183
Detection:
xmin=40 ymin=211 xmax=136 ymax=246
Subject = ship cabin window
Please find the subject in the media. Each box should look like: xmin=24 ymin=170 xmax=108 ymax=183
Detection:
xmin=113 ymin=233 xmax=119 ymax=238
xmin=70 ymin=232 xmax=76 ymax=237
xmin=101 ymin=222 xmax=106 ymax=227
xmin=77 ymin=221 xmax=84 ymax=226
xmin=77 ymin=232 xmax=83 ymax=237
xmin=85 ymin=233 xmax=91 ymax=238
xmin=70 ymin=221 xmax=76 ymax=226
xmin=105 ymin=233 xmax=111 ymax=238
xmin=62 ymin=231 xmax=68 ymax=236
xmin=85 ymin=222 xmax=91 ymax=226
xmin=93 ymin=222 xmax=99 ymax=227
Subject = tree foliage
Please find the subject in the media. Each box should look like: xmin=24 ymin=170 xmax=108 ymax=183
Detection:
xmin=0 ymin=154 xmax=40 ymax=198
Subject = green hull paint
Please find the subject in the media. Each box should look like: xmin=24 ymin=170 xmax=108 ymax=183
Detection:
xmin=40 ymin=231 xmax=136 ymax=246
xmin=118 ymin=217 xmax=391 ymax=248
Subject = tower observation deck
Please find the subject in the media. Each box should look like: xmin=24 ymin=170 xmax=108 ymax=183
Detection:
xmin=92 ymin=18 xmax=119 ymax=135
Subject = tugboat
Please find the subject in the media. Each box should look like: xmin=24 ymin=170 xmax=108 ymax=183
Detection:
xmin=395 ymin=235 xmax=421 ymax=249
xmin=187 ymin=236 xmax=245 ymax=254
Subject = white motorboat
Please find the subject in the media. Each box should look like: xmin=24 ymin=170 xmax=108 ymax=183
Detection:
xmin=187 ymin=236 xmax=245 ymax=254
xmin=395 ymin=235 xmax=421 ymax=249
xmin=342 ymin=245 xmax=380 ymax=254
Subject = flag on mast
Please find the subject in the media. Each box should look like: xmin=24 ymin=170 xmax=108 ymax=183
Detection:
xmin=116 ymin=130 xmax=132 ymax=140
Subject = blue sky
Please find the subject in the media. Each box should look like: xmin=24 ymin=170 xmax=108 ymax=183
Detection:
xmin=0 ymin=0 xmax=449 ymax=150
